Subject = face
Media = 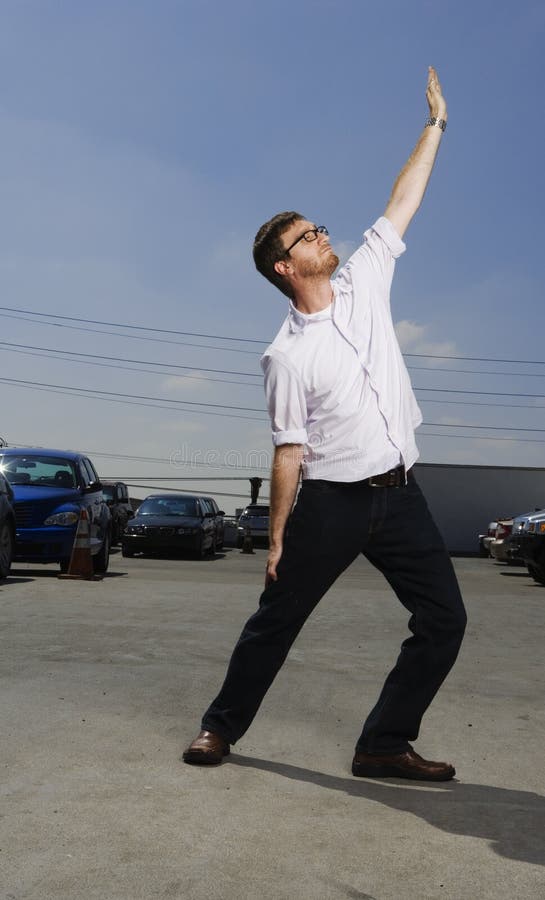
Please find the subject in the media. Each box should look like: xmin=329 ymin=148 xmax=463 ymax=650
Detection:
xmin=278 ymin=220 xmax=339 ymax=280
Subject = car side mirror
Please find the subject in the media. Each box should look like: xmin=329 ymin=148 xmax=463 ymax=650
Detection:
xmin=84 ymin=481 xmax=102 ymax=493
xmin=218 ymin=510 xmax=225 ymax=516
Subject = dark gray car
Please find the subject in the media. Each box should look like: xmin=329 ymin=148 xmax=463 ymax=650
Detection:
xmin=236 ymin=504 xmax=270 ymax=548
xmin=122 ymin=494 xmax=225 ymax=559
xmin=0 ymin=471 xmax=16 ymax=579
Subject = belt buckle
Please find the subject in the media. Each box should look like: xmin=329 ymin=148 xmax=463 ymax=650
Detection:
xmin=368 ymin=465 xmax=405 ymax=488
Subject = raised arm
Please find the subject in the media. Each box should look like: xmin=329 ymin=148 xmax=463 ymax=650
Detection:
xmin=384 ymin=66 xmax=447 ymax=239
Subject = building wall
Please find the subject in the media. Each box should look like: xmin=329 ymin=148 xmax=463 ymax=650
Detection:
xmin=414 ymin=463 xmax=545 ymax=554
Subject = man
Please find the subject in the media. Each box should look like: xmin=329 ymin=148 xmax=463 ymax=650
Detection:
xmin=183 ymin=67 xmax=467 ymax=781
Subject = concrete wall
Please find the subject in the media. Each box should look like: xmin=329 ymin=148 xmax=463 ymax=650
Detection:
xmin=413 ymin=463 xmax=545 ymax=554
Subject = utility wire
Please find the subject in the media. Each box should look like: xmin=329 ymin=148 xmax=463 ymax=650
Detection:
xmin=4 ymin=339 xmax=545 ymax=381
xmin=3 ymin=376 xmax=545 ymax=432
xmin=0 ymin=379 xmax=268 ymax=422
xmin=2 ymin=305 xmax=545 ymax=366
xmin=6 ymin=443 xmax=272 ymax=473
xmin=419 ymin=432 xmax=545 ymax=444
xmin=0 ymin=340 xmax=260 ymax=378
xmin=121 ymin=483 xmax=270 ymax=501
xmin=0 ymin=346 xmax=261 ymax=388
xmin=3 ymin=374 xmax=545 ymax=407
xmin=0 ymin=312 xmax=262 ymax=355
xmin=0 ymin=341 xmax=545 ymax=409
xmin=0 ymin=305 xmax=267 ymax=344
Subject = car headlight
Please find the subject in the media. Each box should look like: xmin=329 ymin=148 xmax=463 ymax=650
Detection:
xmin=44 ymin=511 xmax=80 ymax=526
xmin=177 ymin=527 xmax=191 ymax=534
xmin=126 ymin=525 xmax=143 ymax=534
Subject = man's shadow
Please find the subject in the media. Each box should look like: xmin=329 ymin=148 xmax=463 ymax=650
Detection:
xmin=229 ymin=755 xmax=544 ymax=866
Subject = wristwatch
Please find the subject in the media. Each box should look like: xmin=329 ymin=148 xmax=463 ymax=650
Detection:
xmin=425 ymin=117 xmax=447 ymax=132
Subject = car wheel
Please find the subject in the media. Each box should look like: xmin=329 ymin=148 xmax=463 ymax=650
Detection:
xmin=0 ymin=522 xmax=14 ymax=579
xmin=121 ymin=544 xmax=134 ymax=558
xmin=528 ymin=564 xmax=545 ymax=585
xmin=93 ymin=532 xmax=110 ymax=574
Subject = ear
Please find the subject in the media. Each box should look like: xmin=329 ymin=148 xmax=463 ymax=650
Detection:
xmin=274 ymin=258 xmax=291 ymax=277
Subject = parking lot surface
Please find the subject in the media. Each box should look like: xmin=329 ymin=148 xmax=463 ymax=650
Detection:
xmin=2 ymin=550 xmax=544 ymax=900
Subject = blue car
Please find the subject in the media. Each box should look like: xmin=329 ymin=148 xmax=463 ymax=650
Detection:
xmin=0 ymin=448 xmax=111 ymax=573
xmin=0 ymin=471 xmax=15 ymax=579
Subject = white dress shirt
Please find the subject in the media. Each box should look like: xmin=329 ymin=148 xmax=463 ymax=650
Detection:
xmin=260 ymin=216 xmax=423 ymax=482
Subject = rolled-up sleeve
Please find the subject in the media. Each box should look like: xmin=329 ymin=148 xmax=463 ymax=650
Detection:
xmin=261 ymin=353 xmax=308 ymax=447
xmin=334 ymin=216 xmax=406 ymax=297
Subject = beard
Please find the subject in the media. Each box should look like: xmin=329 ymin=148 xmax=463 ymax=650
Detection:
xmin=298 ymin=247 xmax=340 ymax=280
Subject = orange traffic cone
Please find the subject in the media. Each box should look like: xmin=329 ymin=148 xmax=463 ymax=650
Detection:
xmin=58 ymin=509 xmax=101 ymax=580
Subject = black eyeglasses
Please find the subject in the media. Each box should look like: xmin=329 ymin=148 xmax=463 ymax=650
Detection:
xmin=283 ymin=225 xmax=329 ymax=255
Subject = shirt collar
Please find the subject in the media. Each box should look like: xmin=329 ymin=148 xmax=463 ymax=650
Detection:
xmin=288 ymin=284 xmax=337 ymax=334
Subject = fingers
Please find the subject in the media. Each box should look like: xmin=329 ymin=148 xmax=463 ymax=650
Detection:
xmin=265 ymin=565 xmax=277 ymax=588
xmin=427 ymin=65 xmax=442 ymax=94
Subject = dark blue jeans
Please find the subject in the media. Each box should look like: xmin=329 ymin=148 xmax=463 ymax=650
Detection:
xmin=202 ymin=471 xmax=467 ymax=754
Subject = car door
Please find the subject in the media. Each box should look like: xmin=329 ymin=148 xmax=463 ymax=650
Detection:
xmin=81 ymin=458 xmax=106 ymax=543
xmin=210 ymin=498 xmax=224 ymax=544
xmin=198 ymin=498 xmax=214 ymax=548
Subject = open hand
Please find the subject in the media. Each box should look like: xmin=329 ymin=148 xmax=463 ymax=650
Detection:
xmin=426 ymin=65 xmax=447 ymax=120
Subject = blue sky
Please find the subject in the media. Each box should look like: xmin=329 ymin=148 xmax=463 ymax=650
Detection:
xmin=1 ymin=0 xmax=544 ymax=509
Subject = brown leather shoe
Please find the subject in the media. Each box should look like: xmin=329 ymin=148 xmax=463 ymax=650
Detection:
xmin=352 ymin=747 xmax=455 ymax=781
xmin=182 ymin=730 xmax=230 ymax=765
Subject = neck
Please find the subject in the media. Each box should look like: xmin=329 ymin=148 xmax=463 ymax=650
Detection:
xmin=291 ymin=277 xmax=333 ymax=315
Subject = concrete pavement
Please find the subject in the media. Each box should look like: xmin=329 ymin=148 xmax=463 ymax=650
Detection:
xmin=1 ymin=550 xmax=544 ymax=899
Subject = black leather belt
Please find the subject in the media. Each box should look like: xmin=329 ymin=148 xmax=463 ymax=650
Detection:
xmin=302 ymin=465 xmax=411 ymax=492
xmin=367 ymin=464 xmax=408 ymax=488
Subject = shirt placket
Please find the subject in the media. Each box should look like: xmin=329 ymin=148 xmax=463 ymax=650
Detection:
xmin=331 ymin=307 xmax=408 ymax=483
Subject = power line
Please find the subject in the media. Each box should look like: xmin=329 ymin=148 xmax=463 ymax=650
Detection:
xmin=0 ymin=379 xmax=268 ymax=422
xmin=0 ymin=312 xmax=262 ymax=356
xmin=3 ymin=376 xmax=545 ymax=430
xmin=415 ymin=386 xmax=545 ymax=399
xmin=122 ymin=483 xmax=270 ymax=501
xmin=4 ymin=346 xmax=545 ymax=410
xmin=424 ymin=422 xmax=545 ymax=433
xmin=3 ymin=304 xmax=545 ymax=366
xmin=0 ymin=377 xmax=265 ymax=412
xmin=407 ymin=364 xmax=545 ymax=379
xmin=113 ymin=476 xmax=270 ymax=482
xmin=4 ymin=339 xmax=545 ymax=382
xmin=0 ymin=305 xmax=267 ymax=344
xmin=0 ymin=340 xmax=260 ymax=378
xmin=419 ymin=432 xmax=545 ymax=444
xmin=0 ymin=346 xmax=259 ymax=388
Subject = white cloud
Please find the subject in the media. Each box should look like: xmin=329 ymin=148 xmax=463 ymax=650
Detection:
xmin=394 ymin=319 xmax=458 ymax=360
xmin=160 ymin=374 xmax=212 ymax=394
xmin=332 ymin=240 xmax=358 ymax=266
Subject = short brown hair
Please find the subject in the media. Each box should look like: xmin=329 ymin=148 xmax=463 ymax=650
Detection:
xmin=253 ymin=211 xmax=305 ymax=298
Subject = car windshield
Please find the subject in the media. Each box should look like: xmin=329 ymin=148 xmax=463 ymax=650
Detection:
xmin=102 ymin=485 xmax=115 ymax=502
xmin=242 ymin=506 xmax=270 ymax=517
xmin=0 ymin=454 xmax=77 ymax=488
xmin=138 ymin=498 xmax=198 ymax=517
